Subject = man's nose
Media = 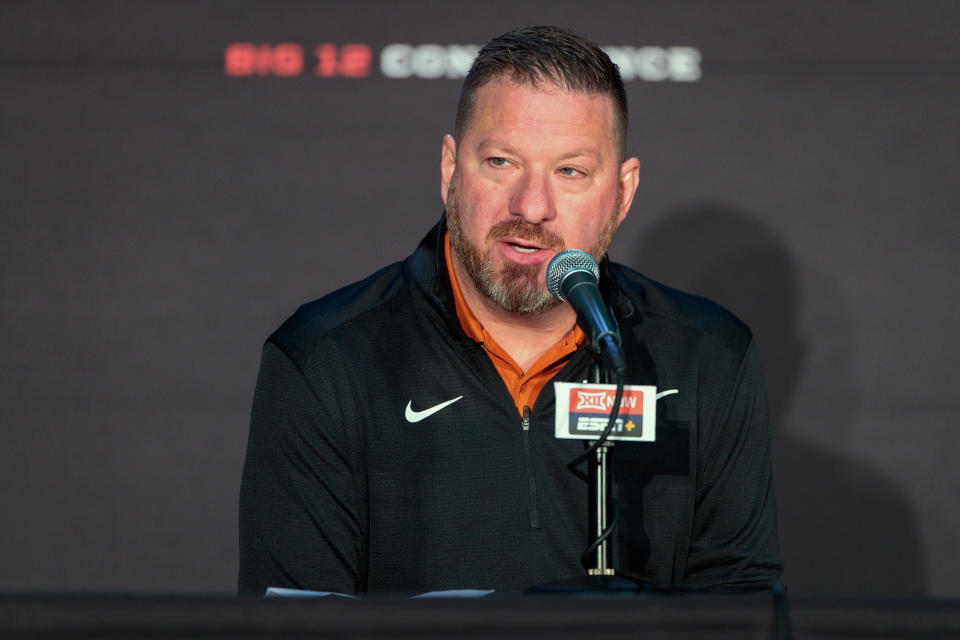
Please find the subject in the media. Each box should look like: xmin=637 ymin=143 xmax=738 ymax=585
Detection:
xmin=509 ymin=171 xmax=556 ymax=223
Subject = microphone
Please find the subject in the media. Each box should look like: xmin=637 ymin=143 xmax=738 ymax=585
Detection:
xmin=546 ymin=250 xmax=627 ymax=376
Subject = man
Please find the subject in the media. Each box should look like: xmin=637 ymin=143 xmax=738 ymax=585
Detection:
xmin=239 ymin=25 xmax=781 ymax=595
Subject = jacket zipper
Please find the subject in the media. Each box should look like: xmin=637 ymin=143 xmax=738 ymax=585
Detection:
xmin=522 ymin=406 xmax=541 ymax=530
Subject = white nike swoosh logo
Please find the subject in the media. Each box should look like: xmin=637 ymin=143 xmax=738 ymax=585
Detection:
xmin=405 ymin=396 xmax=463 ymax=423
xmin=656 ymin=389 xmax=679 ymax=400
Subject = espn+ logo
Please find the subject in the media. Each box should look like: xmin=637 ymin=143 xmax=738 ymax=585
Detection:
xmin=225 ymin=42 xmax=701 ymax=81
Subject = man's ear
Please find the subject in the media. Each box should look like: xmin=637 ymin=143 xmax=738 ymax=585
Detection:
xmin=616 ymin=156 xmax=641 ymax=224
xmin=440 ymin=134 xmax=457 ymax=206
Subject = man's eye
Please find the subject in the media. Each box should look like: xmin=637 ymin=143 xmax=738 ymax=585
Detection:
xmin=558 ymin=167 xmax=581 ymax=176
xmin=488 ymin=157 xmax=508 ymax=167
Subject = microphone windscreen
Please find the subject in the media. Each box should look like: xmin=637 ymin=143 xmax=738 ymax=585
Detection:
xmin=546 ymin=250 xmax=600 ymax=301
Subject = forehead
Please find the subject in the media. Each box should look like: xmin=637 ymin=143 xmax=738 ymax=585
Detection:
xmin=462 ymin=80 xmax=618 ymax=157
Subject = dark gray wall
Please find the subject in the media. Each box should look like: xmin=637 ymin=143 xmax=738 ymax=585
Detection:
xmin=1 ymin=0 xmax=957 ymax=595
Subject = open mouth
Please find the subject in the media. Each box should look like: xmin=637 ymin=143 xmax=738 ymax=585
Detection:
xmin=494 ymin=235 xmax=557 ymax=266
xmin=509 ymin=242 xmax=540 ymax=254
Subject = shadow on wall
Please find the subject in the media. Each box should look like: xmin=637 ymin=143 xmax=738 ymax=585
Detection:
xmin=633 ymin=205 xmax=925 ymax=596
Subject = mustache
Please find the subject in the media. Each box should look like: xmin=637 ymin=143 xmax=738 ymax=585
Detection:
xmin=486 ymin=219 xmax=564 ymax=251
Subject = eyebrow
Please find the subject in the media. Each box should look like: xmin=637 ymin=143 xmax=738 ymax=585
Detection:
xmin=474 ymin=139 xmax=602 ymax=163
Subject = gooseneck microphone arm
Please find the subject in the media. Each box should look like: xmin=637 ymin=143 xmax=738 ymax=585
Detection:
xmin=545 ymin=250 xmax=627 ymax=376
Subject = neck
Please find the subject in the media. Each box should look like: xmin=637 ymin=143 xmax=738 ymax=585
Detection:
xmin=452 ymin=254 xmax=577 ymax=372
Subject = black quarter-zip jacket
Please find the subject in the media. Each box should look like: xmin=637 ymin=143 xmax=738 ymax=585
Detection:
xmin=238 ymin=218 xmax=782 ymax=595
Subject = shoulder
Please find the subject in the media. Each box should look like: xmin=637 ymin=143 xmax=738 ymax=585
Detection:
xmin=608 ymin=261 xmax=753 ymax=355
xmin=269 ymin=262 xmax=409 ymax=366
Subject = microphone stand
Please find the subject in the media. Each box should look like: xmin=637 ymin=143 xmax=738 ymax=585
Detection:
xmin=588 ymin=361 xmax=615 ymax=577
xmin=526 ymin=358 xmax=647 ymax=595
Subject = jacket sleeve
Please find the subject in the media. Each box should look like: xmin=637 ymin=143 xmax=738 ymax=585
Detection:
xmin=238 ymin=340 xmax=366 ymax=595
xmin=684 ymin=340 xmax=782 ymax=588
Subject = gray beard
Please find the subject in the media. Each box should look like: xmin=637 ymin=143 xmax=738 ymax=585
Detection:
xmin=444 ymin=177 xmax=620 ymax=315
xmin=446 ymin=200 xmax=559 ymax=315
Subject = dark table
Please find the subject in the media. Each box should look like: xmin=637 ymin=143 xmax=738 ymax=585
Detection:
xmin=2 ymin=591 xmax=959 ymax=639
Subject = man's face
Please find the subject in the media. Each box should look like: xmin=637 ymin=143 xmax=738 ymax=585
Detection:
xmin=441 ymin=79 xmax=639 ymax=315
